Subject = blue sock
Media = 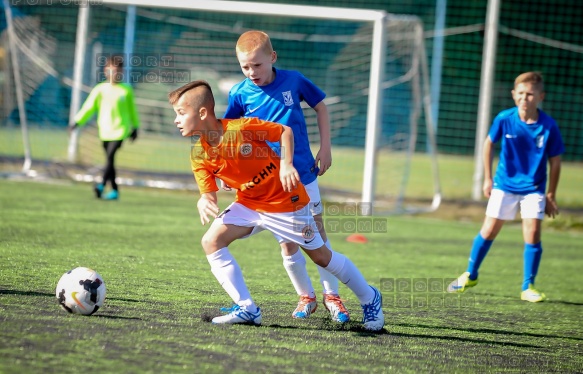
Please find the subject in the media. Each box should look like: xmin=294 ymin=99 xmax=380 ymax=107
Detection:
xmin=522 ymin=242 xmax=543 ymax=291
xmin=466 ymin=234 xmax=493 ymax=280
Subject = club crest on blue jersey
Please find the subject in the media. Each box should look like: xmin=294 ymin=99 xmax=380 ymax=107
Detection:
xmin=536 ymin=135 xmax=544 ymax=148
xmin=282 ymin=91 xmax=294 ymax=106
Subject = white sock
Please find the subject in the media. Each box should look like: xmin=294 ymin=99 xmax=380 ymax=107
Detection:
xmin=324 ymin=250 xmax=374 ymax=304
xmin=207 ymin=247 xmax=255 ymax=310
xmin=282 ymin=248 xmax=316 ymax=298
xmin=317 ymin=239 xmax=340 ymax=295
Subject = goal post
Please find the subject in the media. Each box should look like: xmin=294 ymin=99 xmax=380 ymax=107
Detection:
xmin=67 ymin=5 xmax=90 ymax=163
xmin=3 ymin=0 xmax=31 ymax=172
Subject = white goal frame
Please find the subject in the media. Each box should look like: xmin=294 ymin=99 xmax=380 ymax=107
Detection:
xmin=78 ymin=0 xmax=441 ymax=215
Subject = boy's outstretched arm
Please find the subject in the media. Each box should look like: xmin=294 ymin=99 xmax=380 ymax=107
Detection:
xmin=197 ymin=192 xmax=219 ymax=225
xmin=482 ymin=136 xmax=495 ymax=198
xmin=279 ymin=125 xmax=300 ymax=192
xmin=72 ymin=87 xmax=100 ymax=128
xmin=313 ymin=101 xmax=332 ymax=176
xmin=545 ymin=155 xmax=561 ymax=218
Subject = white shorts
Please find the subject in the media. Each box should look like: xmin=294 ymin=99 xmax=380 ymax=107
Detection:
xmin=304 ymin=180 xmax=323 ymax=216
xmin=269 ymin=180 xmax=323 ymax=245
xmin=212 ymin=202 xmax=324 ymax=250
xmin=485 ymin=189 xmax=545 ymax=220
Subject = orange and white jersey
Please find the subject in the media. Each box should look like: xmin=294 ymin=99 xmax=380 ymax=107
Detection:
xmin=190 ymin=117 xmax=309 ymax=213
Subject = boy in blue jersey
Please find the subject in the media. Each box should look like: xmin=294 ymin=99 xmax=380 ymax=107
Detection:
xmin=447 ymin=72 xmax=564 ymax=302
xmin=224 ymin=30 xmax=349 ymax=322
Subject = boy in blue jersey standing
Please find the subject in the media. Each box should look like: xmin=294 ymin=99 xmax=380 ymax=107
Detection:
xmin=224 ymin=30 xmax=349 ymax=322
xmin=447 ymin=72 xmax=564 ymax=302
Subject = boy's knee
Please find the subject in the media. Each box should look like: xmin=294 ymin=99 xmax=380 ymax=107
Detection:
xmin=523 ymin=227 xmax=541 ymax=244
xmin=480 ymin=217 xmax=504 ymax=240
xmin=480 ymin=230 xmax=496 ymax=241
xmin=280 ymin=242 xmax=300 ymax=256
xmin=302 ymin=246 xmax=332 ymax=267
xmin=479 ymin=226 xmax=496 ymax=240
xmin=522 ymin=218 xmax=541 ymax=243
xmin=310 ymin=256 xmax=329 ymax=268
xmin=201 ymin=232 xmax=217 ymax=254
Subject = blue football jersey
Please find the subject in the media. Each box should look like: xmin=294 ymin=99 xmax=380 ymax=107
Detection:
xmin=488 ymin=107 xmax=564 ymax=194
xmin=224 ymin=68 xmax=326 ymax=185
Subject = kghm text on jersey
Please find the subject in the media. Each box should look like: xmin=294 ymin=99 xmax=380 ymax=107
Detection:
xmin=242 ymin=162 xmax=277 ymax=190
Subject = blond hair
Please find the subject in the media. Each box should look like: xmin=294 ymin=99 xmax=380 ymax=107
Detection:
xmin=236 ymin=30 xmax=273 ymax=55
xmin=514 ymin=71 xmax=544 ymax=91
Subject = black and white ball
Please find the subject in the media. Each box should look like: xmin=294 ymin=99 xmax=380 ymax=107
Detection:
xmin=55 ymin=267 xmax=106 ymax=315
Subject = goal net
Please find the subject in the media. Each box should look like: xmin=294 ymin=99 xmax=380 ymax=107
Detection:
xmin=2 ymin=0 xmax=440 ymax=214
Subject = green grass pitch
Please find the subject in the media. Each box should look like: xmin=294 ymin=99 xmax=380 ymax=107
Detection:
xmin=0 ymin=179 xmax=582 ymax=373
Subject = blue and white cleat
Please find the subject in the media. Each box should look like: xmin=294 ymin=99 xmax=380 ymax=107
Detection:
xmin=361 ymin=286 xmax=384 ymax=331
xmin=212 ymin=304 xmax=262 ymax=325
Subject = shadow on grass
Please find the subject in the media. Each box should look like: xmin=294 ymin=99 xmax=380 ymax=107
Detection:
xmin=94 ymin=314 xmax=142 ymax=320
xmin=395 ymin=322 xmax=583 ymax=342
xmin=0 ymin=289 xmax=54 ymax=297
xmin=105 ymin=296 xmax=141 ymax=303
xmin=470 ymin=292 xmax=583 ymax=307
xmin=387 ymin=330 xmax=542 ymax=348
xmin=547 ymin=300 xmax=583 ymax=306
xmin=198 ymin=305 xmax=556 ymax=346
xmin=266 ymin=321 xmax=391 ymax=336
xmin=197 ymin=314 xmax=545 ymax=346
xmin=0 ymin=288 xmax=141 ymax=303
xmin=200 ymin=309 xmax=389 ymax=336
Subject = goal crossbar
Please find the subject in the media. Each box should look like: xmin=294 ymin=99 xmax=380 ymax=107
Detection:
xmin=101 ymin=0 xmax=387 ymax=22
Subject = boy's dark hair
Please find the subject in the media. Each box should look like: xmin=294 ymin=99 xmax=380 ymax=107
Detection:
xmin=106 ymin=54 xmax=124 ymax=68
xmin=168 ymin=80 xmax=214 ymax=108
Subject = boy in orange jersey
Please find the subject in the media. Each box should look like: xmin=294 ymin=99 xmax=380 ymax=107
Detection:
xmin=168 ymin=80 xmax=384 ymax=331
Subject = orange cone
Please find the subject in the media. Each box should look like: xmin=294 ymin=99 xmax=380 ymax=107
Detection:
xmin=346 ymin=234 xmax=368 ymax=244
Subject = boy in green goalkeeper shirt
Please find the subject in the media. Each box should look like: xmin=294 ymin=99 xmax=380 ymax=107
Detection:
xmin=70 ymin=54 xmax=140 ymax=200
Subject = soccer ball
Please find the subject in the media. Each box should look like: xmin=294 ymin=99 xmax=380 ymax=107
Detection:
xmin=55 ymin=267 xmax=106 ymax=316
